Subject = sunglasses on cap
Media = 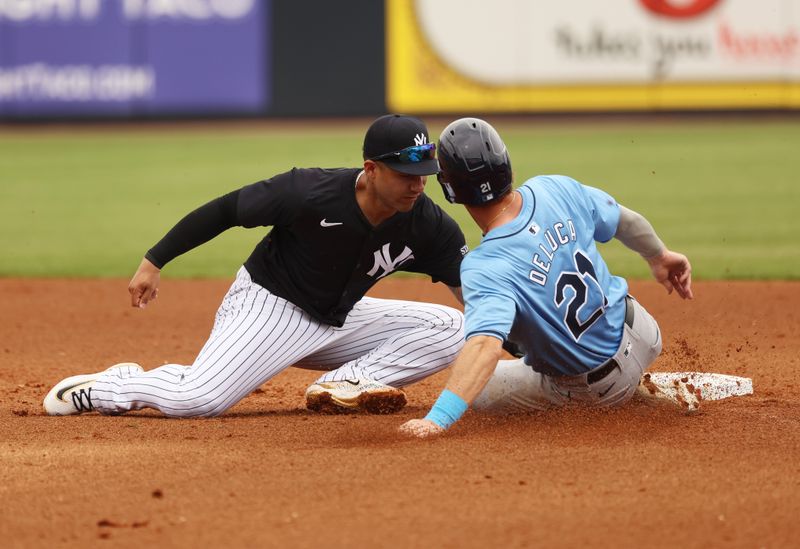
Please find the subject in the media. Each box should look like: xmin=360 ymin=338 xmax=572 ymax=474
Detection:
xmin=369 ymin=143 xmax=436 ymax=164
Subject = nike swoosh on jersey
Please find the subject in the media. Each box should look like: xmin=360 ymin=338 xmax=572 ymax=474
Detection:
xmin=320 ymin=219 xmax=344 ymax=227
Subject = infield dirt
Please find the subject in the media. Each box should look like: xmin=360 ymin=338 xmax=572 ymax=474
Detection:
xmin=1 ymin=277 xmax=798 ymax=548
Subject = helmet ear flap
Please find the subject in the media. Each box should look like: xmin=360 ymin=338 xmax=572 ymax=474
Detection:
xmin=436 ymin=118 xmax=512 ymax=205
xmin=436 ymin=172 xmax=458 ymax=204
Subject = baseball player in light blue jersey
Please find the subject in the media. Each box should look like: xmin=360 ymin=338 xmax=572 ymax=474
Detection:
xmin=400 ymin=118 xmax=694 ymax=438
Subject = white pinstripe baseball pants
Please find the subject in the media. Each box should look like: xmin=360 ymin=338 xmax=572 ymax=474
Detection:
xmin=92 ymin=267 xmax=464 ymax=417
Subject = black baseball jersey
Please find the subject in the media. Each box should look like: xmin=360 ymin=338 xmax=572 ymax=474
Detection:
xmin=147 ymin=168 xmax=467 ymax=327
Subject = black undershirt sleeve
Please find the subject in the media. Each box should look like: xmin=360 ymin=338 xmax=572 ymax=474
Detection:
xmin=145 ymin=189 xmax=241 ymax=269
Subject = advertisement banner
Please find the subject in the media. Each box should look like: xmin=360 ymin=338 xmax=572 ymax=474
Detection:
xmin=0 ymin=0 xmax=268 ymax=116
xmin=387 ymin=0 xmax=800 ymax=112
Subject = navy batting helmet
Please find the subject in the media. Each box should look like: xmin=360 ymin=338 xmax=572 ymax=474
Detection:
xmin=436 ymin=118 xmax=512 ymax=205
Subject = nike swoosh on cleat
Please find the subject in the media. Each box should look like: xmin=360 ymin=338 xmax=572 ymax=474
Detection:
xmin=344 ymin=380 xmax=361 ymax=386
xmin=320 ymin=219 xmax=344 ymax=227
xmin=56 ymin=382 xmax=88 ymax=402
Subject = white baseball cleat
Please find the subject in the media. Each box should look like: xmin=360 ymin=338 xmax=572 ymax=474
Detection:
xmin=43 ymin=362 xmax=143 ymax=416
xmin=305 ymin=378 xmax=407 ymax=414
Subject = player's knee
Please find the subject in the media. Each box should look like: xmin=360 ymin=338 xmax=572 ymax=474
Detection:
xmin=419 ymin=308 xmax=464 ymax=364
xmin=435 ymin=305 xmax=465 ymax=335
xmin=192 ymin=394 xmax=232 ymax=418
xmin=164 ymin=391 xmax=229 ymax=418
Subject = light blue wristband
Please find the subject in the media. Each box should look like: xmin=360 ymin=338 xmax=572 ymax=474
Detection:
xmin=424 ymin=389 xmax=468 ymax=430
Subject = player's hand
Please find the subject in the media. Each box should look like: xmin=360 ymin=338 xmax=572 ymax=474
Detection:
xmin=399 ymin=419 xmax=445 ymax=438
xmin=646 ymin=249 xmax=693 ymax=300
xmin=128 ymin=257 xmax=161 ymax=308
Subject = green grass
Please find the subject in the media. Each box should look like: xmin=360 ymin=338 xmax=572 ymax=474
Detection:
xmin=1 ymin=119 xmax=798 ymax=279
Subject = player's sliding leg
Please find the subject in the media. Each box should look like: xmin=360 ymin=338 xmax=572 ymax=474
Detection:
xmin=92 ymin=269 xmax=348 ymax=417
xmin=46 ymin=269 xmax=341 ymax=417
xmin=471 ymin=358 xmax=565 ymax=412
xmin=474 ymin=296 xmax=677 ymax=412
xmin=299 ymin=297 xmax=464 ymax=414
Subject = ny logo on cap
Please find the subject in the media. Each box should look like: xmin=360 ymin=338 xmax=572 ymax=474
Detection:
xmin=414 ymin=133 xmax=427 ymax=146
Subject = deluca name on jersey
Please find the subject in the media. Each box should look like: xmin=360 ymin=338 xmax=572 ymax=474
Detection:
xmin=367 ymin=243 xmax=414 ymax=279
xmin=528 ymin=219 xmax=577 ymax=286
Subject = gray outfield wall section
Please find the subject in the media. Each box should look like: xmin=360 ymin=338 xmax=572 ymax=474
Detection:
xmin=270 ymin=0 xmax=386 ymax=117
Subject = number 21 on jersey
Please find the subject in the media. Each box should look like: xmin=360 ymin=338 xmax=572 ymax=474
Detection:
xmin=554 ymin=250 xmax=608 ymax=340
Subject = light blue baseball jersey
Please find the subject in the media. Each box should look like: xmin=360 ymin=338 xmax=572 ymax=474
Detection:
xmin=461 ymin=175 xmax=629 ymax=376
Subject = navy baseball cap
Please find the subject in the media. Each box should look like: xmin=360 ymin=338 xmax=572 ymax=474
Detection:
xmin=363 ymin=114 xmax=439 ymax=176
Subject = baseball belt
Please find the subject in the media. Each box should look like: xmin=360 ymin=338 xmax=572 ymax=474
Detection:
xmin=586 ymin=296 xmax=635 ymax=385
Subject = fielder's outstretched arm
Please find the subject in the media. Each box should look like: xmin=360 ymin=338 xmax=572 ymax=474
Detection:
xmin=128 ymin=190 xmax=241 ymax=308
xmin=128 ymin=257 xmax=161 ymax=308
xmin=615 ymin=205 xmax=694 ymax=300
xmin=399 ymin=335 xmax=503 ymax=438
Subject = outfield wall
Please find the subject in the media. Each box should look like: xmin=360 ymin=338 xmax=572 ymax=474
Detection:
xmin=1 ymin=0 xmax=797 ymax=119
xmin=0 ymin=0 xmax=269 ymax=117
xmin=388 ymin=0 xmax=800 ymax=112
xmin=0 ymin=0 xmax=386 ymax=118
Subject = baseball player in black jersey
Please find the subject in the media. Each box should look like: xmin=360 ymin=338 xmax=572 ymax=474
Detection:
xmin=43 ymin=115 xmax=467 ymax=417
